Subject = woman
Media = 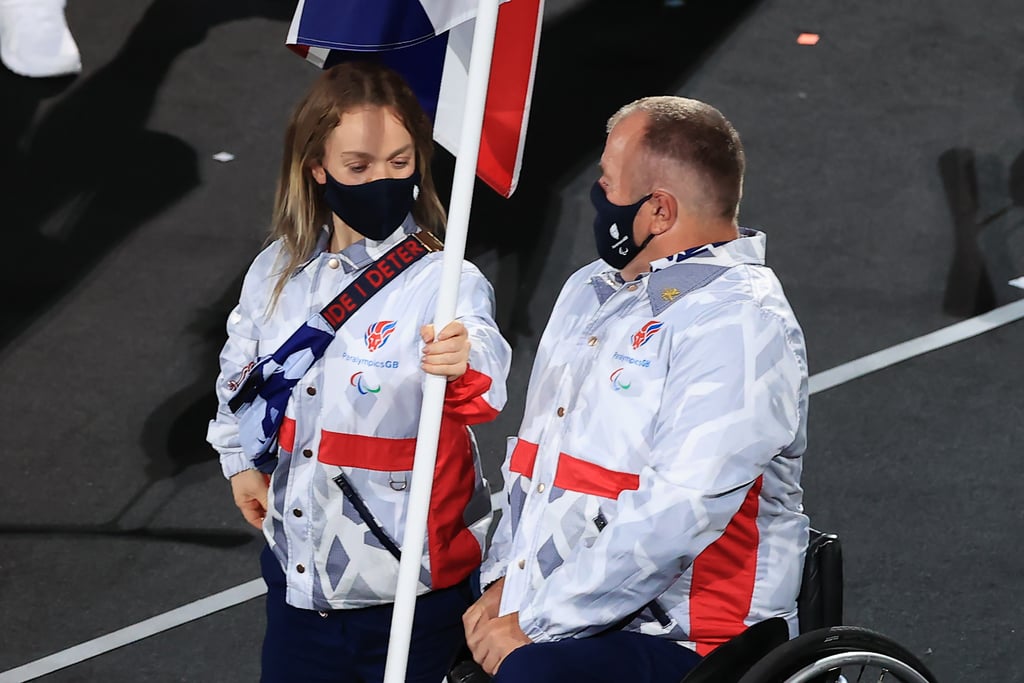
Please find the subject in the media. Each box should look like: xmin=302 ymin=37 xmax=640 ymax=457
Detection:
xmin=207 ymin=61 xmax=511 ymax=683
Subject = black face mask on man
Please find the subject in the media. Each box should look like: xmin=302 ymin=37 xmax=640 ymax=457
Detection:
xmin=589 ymin=181 xmax=655 ymax=270
xmin=322 ymin=169 xmax=421 ymax=241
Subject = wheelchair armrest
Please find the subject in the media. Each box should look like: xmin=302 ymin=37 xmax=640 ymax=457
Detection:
xmin=679 ymin=617 xmax=789 ymax=683
xmin=797 ymin=528 xmax=844 ymax=633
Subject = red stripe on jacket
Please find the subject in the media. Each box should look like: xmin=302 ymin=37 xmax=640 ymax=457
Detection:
xmin=689 ymin=477 xmax=764 ymax=656
xmin=279 ymin=417 xmax=296 ymax=453
xmin=429 ymin=368 xmax=497 ymax=588
xmin=509 ymin=439 xmax=539 ymax=477
xmin=278 ymin=368 xmax=498 ymax=589
xmin=509 ymin=441 xmax=640 ymax=500
xmin=553 ymin=453 xmax=640 ymax=499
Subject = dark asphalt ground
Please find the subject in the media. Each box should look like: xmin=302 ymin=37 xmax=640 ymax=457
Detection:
xmin=2 ymin=0 xmax=1023 ymax=681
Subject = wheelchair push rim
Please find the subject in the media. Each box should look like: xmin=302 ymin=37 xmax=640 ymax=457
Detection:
xmin=736 ymin=625 xmax=938 ymax=683
xmin=782 ymin=651 xmax=933 ymax=683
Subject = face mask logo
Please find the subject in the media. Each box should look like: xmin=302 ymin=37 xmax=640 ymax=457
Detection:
xmin=590 ymin=181 xmax=654 ymax=269
xmin=322 ymin=169 xmax=421 ymax=241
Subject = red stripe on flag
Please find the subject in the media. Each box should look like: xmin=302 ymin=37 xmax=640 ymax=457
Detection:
xmin=689 ymin=477 xmax=764 ymax=655
xmin=478 ymin=0 xmax=541 ymax=197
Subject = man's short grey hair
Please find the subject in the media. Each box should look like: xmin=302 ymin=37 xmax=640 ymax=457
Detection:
xmin=608 ymin=96 xmax=745 ymax=220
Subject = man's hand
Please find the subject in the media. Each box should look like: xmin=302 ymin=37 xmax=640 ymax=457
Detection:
xmin=466 ymin=612 xmax=532 ymax=676
xmin=463 ymin=577 xmax=505 ymax=641
xmin=420 ymin=321 xmax=470 ymax=380
xmin=230 ymin=469 xmax=269 ymax=529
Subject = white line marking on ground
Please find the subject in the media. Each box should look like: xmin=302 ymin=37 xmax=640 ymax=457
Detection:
xmin=0 ymin=580 xmax=267 ymax=683
xmin=5 ymin=297 xmax=1024 ymax=682
xmin=809 ymin=298 xmax=1024 ymax=395
xmin=1008 ymin=276 xmax=1024 ymax=290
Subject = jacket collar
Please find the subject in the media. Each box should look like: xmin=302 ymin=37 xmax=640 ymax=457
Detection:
xmin=295 ymin=214 xmax=420 ymax=275
xmin=589 ymin=228 xmax=767 ymax=313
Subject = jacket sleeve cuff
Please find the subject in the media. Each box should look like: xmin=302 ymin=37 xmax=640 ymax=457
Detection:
xmin=220 ymin=450 xmax=253 ymax=480
xmin=517 ymin=605 xmax=555 ymax=643
xmin=479 ymin=563 xmax=507 ymax=590
xmin=443 ymin=366 xmax=500 ymax=424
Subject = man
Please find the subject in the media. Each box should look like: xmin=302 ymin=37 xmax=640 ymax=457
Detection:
xmin=462 ymin=97 xmax=809 ymax=683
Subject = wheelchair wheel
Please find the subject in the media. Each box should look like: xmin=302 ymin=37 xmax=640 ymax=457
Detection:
xmin=737 ymin=626 xmax=938 ymax=683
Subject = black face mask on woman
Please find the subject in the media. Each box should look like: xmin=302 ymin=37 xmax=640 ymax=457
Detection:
xmin=322 ymin=169 xmax=421 ymax=241
xmin=589 ymin=180 xmax=654 ymax=270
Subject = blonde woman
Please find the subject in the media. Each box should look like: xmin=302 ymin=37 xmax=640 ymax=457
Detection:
xmin=207 ymin=61 xmax=511 ymax=683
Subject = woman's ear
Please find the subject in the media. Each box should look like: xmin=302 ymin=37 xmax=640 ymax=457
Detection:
xmin=310 ymin=163 xmax=327 ymax=185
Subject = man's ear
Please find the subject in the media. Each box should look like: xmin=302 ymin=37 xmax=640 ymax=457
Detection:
xmin=648 ymin=190 xmax=678 ymax=235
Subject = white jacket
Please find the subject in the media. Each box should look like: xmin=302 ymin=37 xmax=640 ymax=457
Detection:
xmin=482 ymin=229 xmax=809 ymax=655
xmin=208 ymin=218 xmax=511 ymax=610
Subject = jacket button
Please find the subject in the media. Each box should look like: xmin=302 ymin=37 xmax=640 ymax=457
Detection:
xmin=587 ymin=336 xmax=598 ymax=346
xmin=537 ymin=483 xmax=545 ymax=493
xmin=327 ymin=258 xmax=340 ymax=269
xmin=306 ymin=386 xmax=317 ymax=396
xmin=293 ymin=509 xmax=303 ymax=518
xmin=296 ymin=564 xmax=306 ymax=574
xmin=303 ymin=449 xmax=313 ymax=458
xmin=627 ymin=283 xmax=639 ymax=292
xmin=517 ymin=559 xmax=526 ymax=570
xmin=556 ymin=407 xmax=565 ymax=417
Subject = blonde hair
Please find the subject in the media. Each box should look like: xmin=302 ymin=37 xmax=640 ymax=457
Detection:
xmin=268 ymin=61 xmax=446 ymax=307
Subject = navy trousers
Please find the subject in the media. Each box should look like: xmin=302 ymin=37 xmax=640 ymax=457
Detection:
xmin=260 ymin=546 xmax=475 ymax=683
xmin=493 ymin=629 xmax=703 ymax=683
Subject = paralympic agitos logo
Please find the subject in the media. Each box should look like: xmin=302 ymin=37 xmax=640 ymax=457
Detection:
xmin=609 ymin=367 xmax=631 ymax=391
xmin=350 ymin=372 xmax=381 ymax=395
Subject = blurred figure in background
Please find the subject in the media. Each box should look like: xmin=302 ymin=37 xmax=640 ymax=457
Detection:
xmin=0 ymin=0 xmax=81 ymax=77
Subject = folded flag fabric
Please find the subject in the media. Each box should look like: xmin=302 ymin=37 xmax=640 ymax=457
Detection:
xmin=286 ymin=0 xmax=543 ymax=198
xmin=227 ymin=317 xmax=335 ymax=472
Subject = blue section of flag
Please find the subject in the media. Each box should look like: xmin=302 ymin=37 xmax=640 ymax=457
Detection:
xmin=296 ymin=0 xmax=438 ymax=51
xmin=228 ymin=322 xmax=336 ymax=472
xmin=323 ymin=33 xmax=448 ymax=122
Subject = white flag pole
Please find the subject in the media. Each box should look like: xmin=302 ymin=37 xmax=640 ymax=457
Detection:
xmin=383 ymin=1 xmax=501 ymax=681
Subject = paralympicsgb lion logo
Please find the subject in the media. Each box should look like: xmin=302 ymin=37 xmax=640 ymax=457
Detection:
xmin=365 ymin=321 xmax=397 ymax=352
xmin=631 ymin=320 xmax=664 ymax=350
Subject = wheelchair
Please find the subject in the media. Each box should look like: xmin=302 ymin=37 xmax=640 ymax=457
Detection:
xmin=449 ymin=530 xmax=939 ymax=683
xmin=679 ymin=529 xmax=938 ymax=682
